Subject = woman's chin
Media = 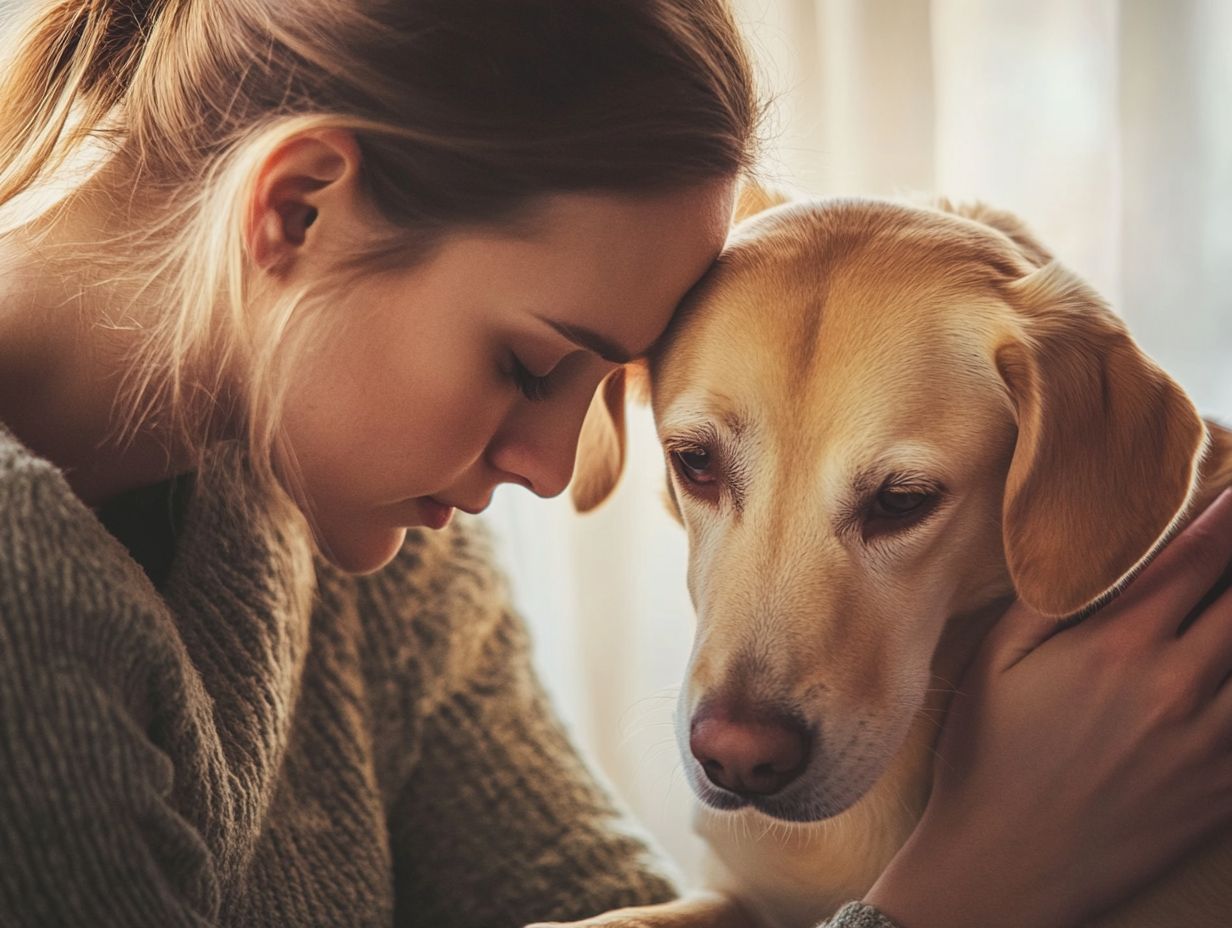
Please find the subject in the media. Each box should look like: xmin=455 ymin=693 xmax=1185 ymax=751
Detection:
xmin=317 ymin=525 xmax=409 ymax=575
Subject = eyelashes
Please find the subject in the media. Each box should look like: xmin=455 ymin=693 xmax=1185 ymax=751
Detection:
xmin=510 ymin=354 xmax=552 ymax=401
xmin=860 ymin=482 xmax=944 ymax=541
xmin=671 ymin=446 xmax=716 ymax=485
xmin=664 ymin=428 xmax=740 ymax=506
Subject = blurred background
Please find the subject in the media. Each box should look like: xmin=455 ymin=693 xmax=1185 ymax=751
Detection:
xmin=486 ymin=0 xmax=1232 ymax=883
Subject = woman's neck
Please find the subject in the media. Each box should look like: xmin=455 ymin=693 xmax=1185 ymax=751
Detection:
xmin=0 ymin=159 xmax=203 ymax=505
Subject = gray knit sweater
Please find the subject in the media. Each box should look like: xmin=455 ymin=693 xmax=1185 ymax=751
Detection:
xmin=0 ymin=426 xmax=896 ymax=928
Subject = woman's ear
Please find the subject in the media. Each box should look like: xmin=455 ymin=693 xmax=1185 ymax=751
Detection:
xmin=997 ymin=263 xmax=1208 ymax=617
xmin=247 ymin=129 xmax=362 ymax=274
xmin=571 ymin=367 xmax=630 ymax=512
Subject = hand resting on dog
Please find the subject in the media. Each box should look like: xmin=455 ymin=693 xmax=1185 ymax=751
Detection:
xmin=866 ymin=487 xmax=1232 ymax=928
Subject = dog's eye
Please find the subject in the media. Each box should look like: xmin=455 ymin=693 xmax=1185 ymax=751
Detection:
xmin=873 ymin=489 xmax=931 ymax=517
xmin=858 ymin=480 xmax=944 ymax=542
xmin=673 ymin=448 xmax=716 ymax=484
xmin=862 ymin=488 xmax=942 ymax=541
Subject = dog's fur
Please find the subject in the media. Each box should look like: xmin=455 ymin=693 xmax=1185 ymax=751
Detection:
xmin=554 ymin=189 xmax=1232 ymax=928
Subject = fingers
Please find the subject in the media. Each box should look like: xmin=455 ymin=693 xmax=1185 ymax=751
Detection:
xmin=1211 ymin=655 xmax=1232 ymax=734
xmin=973 ymin=595 xmax=1066 ymax=674
xmin=1173 ymin=560 xmax=1232 ymax=693
xmin=1190 ymin=679 xmax=1232 ymax=815
xmin=968 ymin=490 xmax=1232 ymax=680
xmin=1087 ymin=488 xmax=1232 ymax=638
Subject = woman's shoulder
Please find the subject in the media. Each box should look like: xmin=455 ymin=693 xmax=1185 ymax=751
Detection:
xmin=0 ymin=426 xmax=182 ymax=710
xmin=0 ymin=425 xmax=151 ymax=599
xmin=0 ymin=422 xmax=75 ymax=516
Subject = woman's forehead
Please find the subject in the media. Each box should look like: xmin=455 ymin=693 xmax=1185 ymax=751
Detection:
xmin=457 ymin=181 xmax=735 ymax=343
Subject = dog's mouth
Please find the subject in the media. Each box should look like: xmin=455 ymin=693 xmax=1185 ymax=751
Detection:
xmin=689 ymin=779 xmax=845 ymax=823
xmin=685 ymin=756 xmax=879 ymax=823
xmin=680 ymin=717 xmax=910 ymax=823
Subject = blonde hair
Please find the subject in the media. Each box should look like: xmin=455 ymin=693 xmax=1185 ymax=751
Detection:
xmin=0 ymin=0 xmax=760 ymax=503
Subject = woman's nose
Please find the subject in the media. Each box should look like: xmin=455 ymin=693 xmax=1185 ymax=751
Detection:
xmin=486 ymin=402 xmax=587 ymax=498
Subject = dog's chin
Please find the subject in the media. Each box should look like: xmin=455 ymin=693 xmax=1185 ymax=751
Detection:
xmin=684 ymin=758 xmax=884 ymax=823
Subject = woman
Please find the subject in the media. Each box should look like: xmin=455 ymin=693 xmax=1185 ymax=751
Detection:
xmin=0 ymin=1 xmax=1228 ymax=926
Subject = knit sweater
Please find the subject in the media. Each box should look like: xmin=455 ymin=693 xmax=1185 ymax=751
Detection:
xmin=0 ymin=426 xmax=897 ymax=928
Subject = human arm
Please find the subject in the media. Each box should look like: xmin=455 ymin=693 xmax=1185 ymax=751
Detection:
xmin=864 ymin=489 xmax=1232 ymax=928
xmin=525 ymin=894 xmax=898 ymax=928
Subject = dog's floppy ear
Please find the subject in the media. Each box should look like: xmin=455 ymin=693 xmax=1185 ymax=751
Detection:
xmin=931 ymin=198 xmax=1054 ymax=268
xmin=571 ymin=367 xmax=629 ymax=512
xmin=997 ymin=263 xmax=1208 ymax=617
xmin=733 ymin=178 xmax=796 ymax=225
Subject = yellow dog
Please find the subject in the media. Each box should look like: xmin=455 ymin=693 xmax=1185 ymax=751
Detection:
xmin=560 ymin=188 xmax=1232 ymax=928
xmin=561 ymin=189 xmax=1232 ymax=926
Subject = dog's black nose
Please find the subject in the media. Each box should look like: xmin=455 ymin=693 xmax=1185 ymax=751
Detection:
xmin=689 ymin=709 xmax=809 ymax=796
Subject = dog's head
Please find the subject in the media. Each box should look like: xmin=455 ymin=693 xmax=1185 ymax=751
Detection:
xmin=573 ymin=192 xmax=1208 ymax=822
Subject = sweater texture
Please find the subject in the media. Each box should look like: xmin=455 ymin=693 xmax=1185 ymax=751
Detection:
xmin=0 ymin=426 xmax=899 ymax=928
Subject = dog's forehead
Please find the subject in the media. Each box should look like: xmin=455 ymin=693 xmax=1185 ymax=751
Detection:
xmin=656 ymin=201 xmax=1007 ymax=405
xmin=651 ymin=200 xmax=1017 ymax=475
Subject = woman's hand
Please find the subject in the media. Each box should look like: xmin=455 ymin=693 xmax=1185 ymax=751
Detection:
xmin=865 ymin=489 xmax=1232 ymax=928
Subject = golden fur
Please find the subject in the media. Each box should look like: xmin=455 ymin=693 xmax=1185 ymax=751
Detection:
xmin=563 ymin=189 xmax=1232 ymax=928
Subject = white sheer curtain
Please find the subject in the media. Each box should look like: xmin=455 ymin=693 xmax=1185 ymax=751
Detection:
xmin=488 ymin=0 xmax=1232 ymax=885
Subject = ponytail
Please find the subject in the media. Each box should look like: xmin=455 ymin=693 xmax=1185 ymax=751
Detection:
xmin=0 ymin=0 xmax=164 ymax=206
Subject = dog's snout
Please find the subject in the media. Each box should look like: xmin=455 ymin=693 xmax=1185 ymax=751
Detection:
xmin=689 ymin=708 xmax=809 ymax=797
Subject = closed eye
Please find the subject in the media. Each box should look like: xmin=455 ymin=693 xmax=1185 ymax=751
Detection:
xmin=510 ymin=355 xmax=553 ymax=402
xmin=861 ymin=481 xmax=944 ymax=541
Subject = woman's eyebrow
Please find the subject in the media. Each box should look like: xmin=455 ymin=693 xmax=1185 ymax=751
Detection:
xmin=537 ymin=315 xmax=634 ymax=364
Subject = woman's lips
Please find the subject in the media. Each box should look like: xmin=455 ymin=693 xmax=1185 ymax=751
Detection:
xmin=418 ymin=497 xmax=455 ymax=529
